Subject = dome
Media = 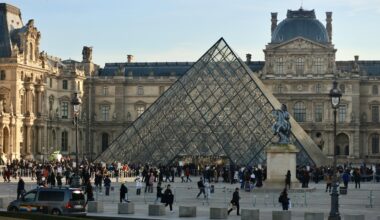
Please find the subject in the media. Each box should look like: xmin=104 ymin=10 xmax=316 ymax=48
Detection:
xmin=271 ymin=9 xmax=329 ymax=44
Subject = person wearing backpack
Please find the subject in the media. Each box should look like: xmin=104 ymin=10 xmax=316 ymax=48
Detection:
xmin=279 ymin=188 xmax=290 ymax=210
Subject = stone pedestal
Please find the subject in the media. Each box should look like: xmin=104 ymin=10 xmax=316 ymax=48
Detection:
xmin=87 ymin=201 xmax=104 ymax=213
xmin=304 ymin=212 xmax=324 ymax=220
xmin=272 ymin=211 xmax=291 ymax=220
xmin=210 ymin=207 xmax=228 ymax=219
xmin=148 ymin=204 xmax=165 ymax=216
xmin=179 ymin=206 xmax=196 ymax=217
xmin=118 ymin=202 xmax=135 ymax=214
xmin=266 ymin=144 xmax=299 ymax=188
xmin=241 ymin=209 xmax=259 ymax=220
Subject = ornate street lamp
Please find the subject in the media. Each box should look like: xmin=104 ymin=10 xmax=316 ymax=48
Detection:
xmin=71 ymin=92 xmax=81 ymax=188
xmin=328 ymin=80 xmax=342 ymax=220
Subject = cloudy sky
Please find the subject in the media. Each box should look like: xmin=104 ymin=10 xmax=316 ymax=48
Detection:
xmin=6 ymin=0 xmax=380 ymax=66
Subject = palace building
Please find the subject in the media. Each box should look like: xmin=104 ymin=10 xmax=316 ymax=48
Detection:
xmin=1 ymin=3 xmax=379 ymax=164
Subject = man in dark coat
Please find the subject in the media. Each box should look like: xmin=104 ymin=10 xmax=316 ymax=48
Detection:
xmin=196 ymin=177 xmax=206 ymax=198
xmin=163 ymin=184 xmax=174 ymax=212
xmin=17 ymin=177 xmax=25 ymax=200
xmin=228 ymin=188 xmax=240 ymax=215
xmin=120 ymin=182 xmax=128 ymax=203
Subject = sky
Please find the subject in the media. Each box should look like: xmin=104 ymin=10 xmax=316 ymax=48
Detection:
xmin=5 ymin=0 xmax=380 ymax=67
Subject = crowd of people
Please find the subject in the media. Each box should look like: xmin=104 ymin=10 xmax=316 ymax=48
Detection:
xmin=2 ymin=158 xmax=380 ymax=213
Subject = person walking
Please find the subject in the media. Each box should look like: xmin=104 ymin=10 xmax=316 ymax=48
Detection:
xmin=155 ymin=181 xmax=163 ymax=204
xmin=353 ymin=169 xmax=361 ymax=189
xmin=163 ymin=184 xmax=174 ymax=212
xmin=104 ymin=175 xmax=111 ymax=196
xmin=227 ymin=188 xmax=240 ymax=216
xmin=325 ymin=173 xmax=332 ymax=193
xmin=196 ymin=177 xmax=206 ymax=198
xmin=285 ymin=170 xmax=291 ymax=189
xmin=279 ymin=188 xmax=290 ymax=210
xmin=17 ymin=177 xmax=25 ymax=200
xmin=85 ymin=181 xmax=94 ymax=206
xmin=120 ymin=182 xmax=128 ymax=203
xmin=185 ymin=167 xmax=192 ymax=182
xmin=342 ymin=170 xmax=350 ymax=188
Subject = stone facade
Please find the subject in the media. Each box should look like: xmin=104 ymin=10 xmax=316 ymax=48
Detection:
xmin=1 ymin=4 xmax=379 ymax=164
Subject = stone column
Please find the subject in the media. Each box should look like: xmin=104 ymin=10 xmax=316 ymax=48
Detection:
xmin=26 ymin=125 xmax=32 ymax=154
xmin=0 ymin=127 xmax=3 ymax=154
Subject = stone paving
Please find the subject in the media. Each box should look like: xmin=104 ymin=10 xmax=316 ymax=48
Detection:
xmin=0 ymin=176 xmax=380 ymax=219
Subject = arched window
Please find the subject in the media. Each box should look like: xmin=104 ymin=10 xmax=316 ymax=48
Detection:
xmin=61 ymin=131 xmax=68 ymax=151
xmin=0 ymin=70 xmax=5 ymax=80
xmin=335 ymin=145 xmax=340 ymax=155
xmin=344 ymin=145 xmax=349 ymax=155
xmin=372 ymin=85 xmax=378 ymax=95
xmin=293 ymin=102 xmax=306 ymax=122
xmin=102 ymin=133 xmax=109 ymax=152
xmin=296 ymin=57 xmax=304 ymax=74
xmin=371 ymin=134 xmax=379 ymax=154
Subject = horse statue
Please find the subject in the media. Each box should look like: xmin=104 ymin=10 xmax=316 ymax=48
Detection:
xmin=272 ymin=104 xmax=291 ymax=144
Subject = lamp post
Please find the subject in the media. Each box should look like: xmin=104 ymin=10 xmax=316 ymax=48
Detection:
xmin=71 ymin=92 xmax=81 ymax=188
xmin=328 ymin=80 xmax=342 ymax=220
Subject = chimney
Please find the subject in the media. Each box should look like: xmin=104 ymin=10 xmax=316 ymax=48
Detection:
xmin=326 ymin=12 xmax=332 ymax=42
xmin=271 ymin=12 xmax=278 ymax=35
xmin=246 ymin=54 xmax=252 ymax=63
xmin=354 ymin=55 xmax=359 ymax=62
xmin=127 ymin=54 xmax=133 ymax=63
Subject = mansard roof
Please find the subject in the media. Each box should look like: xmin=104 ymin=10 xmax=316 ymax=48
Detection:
xmin=336 ymin=61 xmax=380 ymax=76
xmin=99 ymin=61 xmax=265 ymax=77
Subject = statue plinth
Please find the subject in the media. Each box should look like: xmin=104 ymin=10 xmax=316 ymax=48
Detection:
xmin=265 ymin=143 xmax=300 ymax=189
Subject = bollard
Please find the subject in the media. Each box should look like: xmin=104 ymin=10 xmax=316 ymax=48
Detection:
xmin=118 ymin=202 xmax=135 ymax=214
xmin=304 ymin=212 xmax=324 ymax=220
xmin=149 ymin=204 xmax=165 ymax=216
xmin=87 ymin=201 xmax=104 ymax=213
xmin=344 ymin=214 xmax=365 ymax=220
xmin=272 ymin=210 xmax=291 ymax=220
xmin=241 ymin=209 xmax=259 ymax=220
xmin=210 ymin=207 xmax=228 ymax=219
xmin=179 ymin=206 xmax=196 ymax=217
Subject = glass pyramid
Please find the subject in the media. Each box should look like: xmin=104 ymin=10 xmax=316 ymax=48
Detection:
xmin=96 ymin=38 xmax=318 ymax=166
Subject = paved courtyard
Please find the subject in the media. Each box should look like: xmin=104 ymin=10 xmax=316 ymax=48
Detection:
xmin=0 ymin=177 xmax=380 ymax=219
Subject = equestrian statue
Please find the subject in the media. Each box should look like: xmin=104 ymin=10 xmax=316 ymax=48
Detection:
xmin=272 ymin=104 xmax=292 ymax=144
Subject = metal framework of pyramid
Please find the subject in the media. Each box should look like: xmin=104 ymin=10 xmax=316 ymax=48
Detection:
xmin=95 ymin=38 xmax=327 ymax=166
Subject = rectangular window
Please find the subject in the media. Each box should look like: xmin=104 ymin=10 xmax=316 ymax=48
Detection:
xmin=38 ymin=191 xmax=65 ymax=201
xmin=316 ymin=83 xmax=321 ymax=93
xmin=315 ymin=103 xmax=323 ymax=122
xmin=296 ymin=57 xmax=304 ymax=74
xmin=315 ymin=58 xmax=323 ymax=74
xmin=159 ymin=86 xmax=165 ymax=95
xmin=61 ymin=131 xmax=68 ymax=151
xmin=137 ymin=106 xmax=145 ymax=117
xmin=103 ymin=86 xmax=108 ymax=96
xmin=137 ymin=86 xmax=144 ymax=96
xmin=372 ymin=105 xmax=379 ymax=123
xmin=372 ymin=135 xmax=379 ymax=154
xmin=49 ymin=78 xmax=52 ymax=88
xmin=62 ymin=80 xmax=68 ymax=90
xmin=276 ymin=57 xmax=284 ymax=74
xmin=338 ymin=104 xmax=347 ymax=123
xmin=101 ymin=105 xmax=110 ymax=121
xmin=61 ymin=102 xmax=68 ymax=119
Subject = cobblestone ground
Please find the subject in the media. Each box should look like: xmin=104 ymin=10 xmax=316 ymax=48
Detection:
xmin=1 ymin=177 xmax=380 ymax=219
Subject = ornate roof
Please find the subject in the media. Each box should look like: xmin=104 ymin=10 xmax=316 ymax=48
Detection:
xmin=271 ymin=8 xmax=329 ymax=44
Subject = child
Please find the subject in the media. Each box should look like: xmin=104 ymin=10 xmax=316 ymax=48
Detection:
xmin=135 ymin=176 xmax=142 ymax=195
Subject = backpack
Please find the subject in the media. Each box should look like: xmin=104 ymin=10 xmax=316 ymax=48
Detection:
xmin=278 ymin=195 xmax=283 ymax=203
